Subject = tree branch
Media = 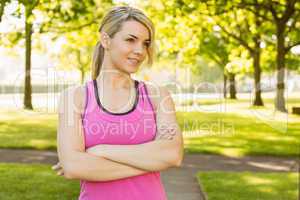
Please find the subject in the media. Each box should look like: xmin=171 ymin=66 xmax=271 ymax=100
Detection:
xmin=217 ymin=23 xmax=253 ymax=53
xmin=205 ymin=50 xmax=225 ymax=67
xmin=39 ymin=17 xmax=101 ymax=34
xmin=237 ymin=2 xmax=272 ymax=22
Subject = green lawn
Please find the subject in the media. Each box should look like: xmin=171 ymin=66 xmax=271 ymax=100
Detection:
xmin=0 ymin=163 xmax=79 ymax=200
xmin=197 ymin=171 xmax=299 ymax=200
xmin=177 ymin=93 xmax=300 ymax=157
xmin=180 ymin=111 xmax=300 ymax=157
xmin=0 ymin=163 xmax=298 ymax=200
xmin=179 ymin=97 xmax=300 ymax=107
xmin=0 ymin=109 xmax=57 ymax=150
xmin=0 ymin=98 xmax=299 ymax=157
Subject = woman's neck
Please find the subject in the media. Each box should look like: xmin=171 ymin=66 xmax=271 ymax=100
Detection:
xmin=96 ymin=67 xmax=134 ymax=90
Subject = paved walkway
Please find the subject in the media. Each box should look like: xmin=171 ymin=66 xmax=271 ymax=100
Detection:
xmin=0 ymin=149 xmax=298 ymax=200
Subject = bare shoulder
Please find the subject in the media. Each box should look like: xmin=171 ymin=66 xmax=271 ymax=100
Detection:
xmin=143 ymin=81 xmax=174 ymax=111
xmin=58 ymin=84 xmax=86 ymax=115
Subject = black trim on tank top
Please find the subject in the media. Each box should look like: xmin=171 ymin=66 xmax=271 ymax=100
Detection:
xmin=93 ymin=79 xmax=139 ymax=115
xmin=81 ymin=83 xmax=89 ymax=119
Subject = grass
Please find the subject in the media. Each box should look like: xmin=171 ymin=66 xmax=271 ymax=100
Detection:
xmin=197 ymin=171 xmax=299 ymax=200
xmin=180 ymin=111 xmax=300 ymax=157
xmin=0 ymin=109 xmax=57 ymax=150
xmin=178 ymin=96 xmax=300 ymax=107
xmin=0 ymin=163 xmax=80 ymax=200
xmin=0 ymin=95 xmax=299 ymax=157
xmin=0 ymin=163 xmax=298 ymax=200
xmin=178 ymin=95 xmax=300 ymax=157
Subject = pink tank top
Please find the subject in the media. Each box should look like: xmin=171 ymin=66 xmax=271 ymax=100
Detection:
xmin=79 ymin=79 xmax=168 ymax=200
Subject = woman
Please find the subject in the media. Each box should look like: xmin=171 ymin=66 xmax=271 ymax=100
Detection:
xmin=53 ymin=5 xmax=184 ymax=200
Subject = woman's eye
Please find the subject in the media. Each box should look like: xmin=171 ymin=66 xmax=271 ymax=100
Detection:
xmin=126 ymin=38 xmax=134 ymax=42
xmin=126 ymin=38 xmax=150 ymax=47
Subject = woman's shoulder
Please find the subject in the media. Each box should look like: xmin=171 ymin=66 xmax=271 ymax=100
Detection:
xmin=142 ymin=81 xmax=173 ymax=111
xmin=58 ymin=84 xmax=87 ymax=115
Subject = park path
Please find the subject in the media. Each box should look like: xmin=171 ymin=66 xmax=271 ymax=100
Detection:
xmin=0 ymin=149 xmax=298 ymax=200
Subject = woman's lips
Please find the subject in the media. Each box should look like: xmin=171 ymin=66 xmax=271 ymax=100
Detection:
xmin=127 ymin=58 xmax=140 ymax=65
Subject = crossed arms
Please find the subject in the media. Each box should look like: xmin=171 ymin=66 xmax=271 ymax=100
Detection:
xmin=56 ymin=84 xmax=184 ymax=182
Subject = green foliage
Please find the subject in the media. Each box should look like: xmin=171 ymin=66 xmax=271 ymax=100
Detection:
xmin=51 ymin=26 xmax=98 ymax=82
xmin=1 ymin=0 xmax=299 ymax=78
xmin=141 ymin=0 xmax=202 ymax=68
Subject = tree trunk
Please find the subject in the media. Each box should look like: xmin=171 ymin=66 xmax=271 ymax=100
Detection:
xmin=223 ymin=73 xmax=227 ymax=98
xmin=80 ymin=69 xmax=85 ymax=84
xmin=252 ymin=49 xmax=264 ymax=106
xmin=0 ymin=0 xmax=6 ymax=23
xmin=275 ymin=26 xmax=287 ymax=112
xmin=228 ymin=72 xmax=236 ymax=99
xmin=76 ymin=50 xmax=86 ymax=84
xmin=24 ymin=5 xmax=33 ymax=110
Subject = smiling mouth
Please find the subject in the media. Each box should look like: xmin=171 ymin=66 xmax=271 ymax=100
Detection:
xmin=127 ymin=58 xmax=140 ymax=65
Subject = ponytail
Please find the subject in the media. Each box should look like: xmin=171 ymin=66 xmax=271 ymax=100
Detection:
xmin=91 ymin=41 xmax=105 ymax=80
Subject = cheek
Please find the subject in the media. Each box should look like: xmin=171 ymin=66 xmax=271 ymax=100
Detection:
xmin=109 ymin=46 xmax=130 ymax=67
xmin=111 ymin=44 xmax=131 ymax=60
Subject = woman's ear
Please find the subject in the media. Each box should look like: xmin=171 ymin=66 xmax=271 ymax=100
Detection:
xmin=100 ymin=32 xmax=111 ymax=50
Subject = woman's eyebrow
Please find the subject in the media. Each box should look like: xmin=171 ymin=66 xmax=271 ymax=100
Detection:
xmin=128 ymin=34 xmax=150 ymax=42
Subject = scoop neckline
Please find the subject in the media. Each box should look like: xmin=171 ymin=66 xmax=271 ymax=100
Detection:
xmin=93 ymin=79 xmax=140 ymax=116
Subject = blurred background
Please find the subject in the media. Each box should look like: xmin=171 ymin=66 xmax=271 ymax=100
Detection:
xmin=0 ymin=0 xmax=299 ymax=200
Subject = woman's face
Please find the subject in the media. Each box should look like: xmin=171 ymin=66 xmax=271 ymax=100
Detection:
xmin=105 ymin=20 xmax=151 ymax=74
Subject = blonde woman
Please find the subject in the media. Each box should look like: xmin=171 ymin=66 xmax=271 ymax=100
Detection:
xmin=53 ymin=5 xmax=184 ymax=200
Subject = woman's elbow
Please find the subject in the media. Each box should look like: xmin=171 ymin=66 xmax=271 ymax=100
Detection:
xmin=62 ymin=163 xmax=79 ymax=180
xmin=174 ymin=152 xmax=184 ymax=167
xmin=170 ymin=147 xmax=184 ymax=167
xmin=64 ymin=170 xmax=77 ymax=180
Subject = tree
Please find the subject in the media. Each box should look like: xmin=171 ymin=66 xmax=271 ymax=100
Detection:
xmin=23 ymin=1 xmax=35 ymax=109
xmin=0 ymin=0 xmax=11 ymax=22
xmin=239 ymin=0 xmax=300 ymax=112
xmin=1 ymin=0 xmax=112 ymax=110
xmin=149 ymin=0 xmax=267 ymax=105
xmin=204 ymin=0 xmax=268 ymax=106
xmin=199 ymin=23 xmax=234 ymax=98
xmin=141 ymin=0 xmax=201 ymax=70
xmin=52 ymin=28 xmax=97 ymax=84
xmin=266 ymin=0 xmax=300 ymax=112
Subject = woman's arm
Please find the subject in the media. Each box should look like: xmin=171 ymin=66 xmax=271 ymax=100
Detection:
xmin=57 ymin=86 xmax=150 ymax=181
xmin=86 ymin=85 xmax=184 ymax=171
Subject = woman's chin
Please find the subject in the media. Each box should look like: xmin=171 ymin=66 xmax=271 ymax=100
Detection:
xmin=125 ymin=64 xmax=140 ymax=73
xmin=127 ymin=67 xmax=139 ymax=74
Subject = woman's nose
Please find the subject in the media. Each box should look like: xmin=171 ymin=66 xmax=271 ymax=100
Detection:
xmin=133 ymin=43 xmax=145 ymax=55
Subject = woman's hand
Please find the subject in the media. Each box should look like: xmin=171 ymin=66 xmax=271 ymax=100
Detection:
xmin=51 ymin=145 xmax=106 ymax=178
xmin=52 ymin=162 xmax=64 ymax=176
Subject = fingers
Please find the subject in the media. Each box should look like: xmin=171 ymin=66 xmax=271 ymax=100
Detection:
xmin=56 ymin=168 xmax=64 ymax=176
xmin=51 ymin=162 xmax=61 ymax=171
xmin=51 ymin=162 xmax=64 ymax=176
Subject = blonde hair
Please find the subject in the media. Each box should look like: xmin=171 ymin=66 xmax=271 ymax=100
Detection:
xmin=91 ymin=6 xmax=155 ymax=80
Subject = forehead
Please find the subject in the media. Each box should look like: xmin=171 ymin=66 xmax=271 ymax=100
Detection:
xmin=118 ymin=20 xmax=150 ymax=40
